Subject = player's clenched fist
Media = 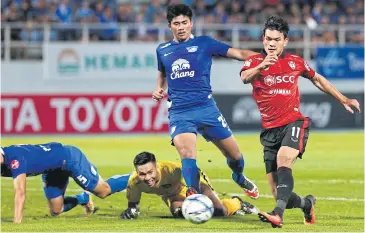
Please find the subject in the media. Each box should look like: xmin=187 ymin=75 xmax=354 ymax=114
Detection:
xmin=259 ymin=53 xmax=278 ymax=70
xmin=120 ymin=207 xmax=140 ymax=219
xmin=152 ymin=88 xmax=165 ymax=101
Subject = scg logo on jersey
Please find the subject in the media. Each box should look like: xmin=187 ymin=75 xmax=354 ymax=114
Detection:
xmin=170 ymin=59 xmax=195 ymax=80
xmin=264 ymin=75 xmax=295 ymax=86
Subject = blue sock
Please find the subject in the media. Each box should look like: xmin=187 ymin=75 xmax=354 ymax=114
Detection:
xmin=227 ymin=154 xmax=246 ymax=185
xmin=106 ymin=174 xmax=131 ymax=194
xmin=76 ymin=192 xmax=89 ymax=205
xmin=62 ymin=192 xmax=89 ymax=213
xmin=182 ymin=158 xmax=200 ymax=193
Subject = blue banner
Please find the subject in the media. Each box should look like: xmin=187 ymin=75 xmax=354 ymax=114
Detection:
xmin=316 ymin=46 xmax=364 ymax=79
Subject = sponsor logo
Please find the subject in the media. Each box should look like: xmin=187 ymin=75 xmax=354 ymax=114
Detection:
xmin=243 ymin=59 xmax=252 ymax=68
xmin=163 ymin=52 xmax=173 ymax=57
xmin=160 ymin=43 xmax=171 ymax=49
xmin=186 ymin=46 xmax=198 ymax=52
xmin=269 ymin=89 xmax=291 ymax=95
xmin=57 ymin=48 xmax=80 ymax=75
xmin=11 ymin=160 xmax=19 ymax=169
xmin=304 ymin=61 xmax=311 ymax=71
xmin=170 ymin=59 xmax=195 ymax=80
xmin=170 ymin=126 xmax=176 ymax=135
xmin=263 ymin=75 xmax=295 ymax=86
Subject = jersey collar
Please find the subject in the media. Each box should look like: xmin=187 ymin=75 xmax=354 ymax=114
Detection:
xmin=261 ymin=49 xmax=286 ymax=59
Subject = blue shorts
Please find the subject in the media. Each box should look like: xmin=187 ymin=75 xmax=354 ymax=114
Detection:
xmin=42 ymin=146 xmax=100 ymax=199
xmin=42 ymin=169 xmax=70 ymax=200
xmin=168 ymin=103 xmax=232 ymax=142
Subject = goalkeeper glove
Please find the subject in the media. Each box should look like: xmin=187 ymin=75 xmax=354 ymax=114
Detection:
xmin=120 ymin=207 xmax=140 ymax=219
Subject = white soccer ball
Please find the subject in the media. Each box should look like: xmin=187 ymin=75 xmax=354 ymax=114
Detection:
xmin=182 ymin=194 xmax=214 ymax=224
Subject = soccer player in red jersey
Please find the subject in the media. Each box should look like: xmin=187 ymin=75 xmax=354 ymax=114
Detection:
xmin=240 ymin=16 xmax=361 ymax=228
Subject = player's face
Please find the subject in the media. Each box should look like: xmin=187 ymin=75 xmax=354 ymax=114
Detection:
xmin=263 ymin=29 xmax=288 ymax=56
xmin=136 ymin=162 xmax=159 ymax=187
xmin=169 ymin=15 xmax=193 ymax=42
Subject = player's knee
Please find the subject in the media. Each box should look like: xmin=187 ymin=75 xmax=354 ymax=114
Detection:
xmin=178 ymin=146 xmax=195 ymax=159
xmin=50 ymin=208 xmax=62 ymax=216
xmin=277 ymin=155 xmax=292 ymax=167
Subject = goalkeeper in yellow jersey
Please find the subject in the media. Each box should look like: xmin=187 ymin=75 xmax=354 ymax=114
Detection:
xmin=120 ymin=151 xmax=259 ymax=219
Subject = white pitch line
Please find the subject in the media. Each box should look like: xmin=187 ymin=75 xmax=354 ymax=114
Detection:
xmin=227 ymin=193 xmax=364 ymax=202
xmin=1 ymin=188 xmax=363 ymax=202
xmin=4 ymin=178 xmax=364 ymax=184
xmin=211 ymin=179 xmax=364 ymax=184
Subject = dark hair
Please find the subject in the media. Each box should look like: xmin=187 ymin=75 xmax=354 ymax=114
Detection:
xmin=133 ymin=151 xmax=156 ymax=166
xmin=166 ymin=4 xmax=193 ymax=24
xmin=263 ymin=16 xmax=290 ymax=38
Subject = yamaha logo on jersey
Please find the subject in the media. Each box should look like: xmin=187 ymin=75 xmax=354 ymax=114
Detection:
xmin=288 ymin=61 xmax=296 ymax=70
xmin=11 ymin=160 xmax=19 ymax=169
xmin=170 ymin=59 xmax=195 ymax=80
xmin=264 ymin=75 xmax=276 ymax=86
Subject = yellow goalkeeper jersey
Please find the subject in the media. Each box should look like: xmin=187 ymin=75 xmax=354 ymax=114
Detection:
xmin=126 ymin=161 xmax=211 ymax=204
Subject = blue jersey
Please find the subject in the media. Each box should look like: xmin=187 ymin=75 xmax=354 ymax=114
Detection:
xmin=156 ymin=35 xmax=231 ymax=110
xmin=2 ymin=142 xmax=68 ymax=179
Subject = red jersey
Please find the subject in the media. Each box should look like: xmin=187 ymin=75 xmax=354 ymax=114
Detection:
xmin=240 ymin=51 xmax=315 ymax=129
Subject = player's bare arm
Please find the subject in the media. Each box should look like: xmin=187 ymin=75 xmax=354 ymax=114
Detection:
xmin=310 ymin=72 xmax=361 ymax=113
xmin=13 ymin=173 xmax=26 ymax=224
xmin=152 ymin=71 xmax=167 ymax=101
xmin=227 ymin=48 xmax=258 ymax=61
xmin=241 ymin=54 xmax=278 ymax=84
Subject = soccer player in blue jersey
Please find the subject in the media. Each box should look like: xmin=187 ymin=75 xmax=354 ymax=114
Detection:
xmin=152 ymin=4 xmax=259 ymax=199
xmin=0 ymin=142 xmax=129 ymax=224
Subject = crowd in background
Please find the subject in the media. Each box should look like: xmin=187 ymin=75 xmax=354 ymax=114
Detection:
xmin=1 ymin=0 xmax=364 ymax=59
xmin=1 ymin=0 xmax=364 ymax=42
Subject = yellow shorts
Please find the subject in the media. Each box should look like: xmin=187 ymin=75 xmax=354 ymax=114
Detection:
xmin=162 ymin=170 xmax=213 ymax=208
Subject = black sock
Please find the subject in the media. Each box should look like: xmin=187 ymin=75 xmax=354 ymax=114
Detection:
xmin=274 ymin=166 xmax=294 ymax=218
xmin=213 ymin=208 xmax=225 ymax=217
xmin=286 ymin=192 xmax=304 ymax=209
xmin=63 ymin=196 xmax=79 ymax=213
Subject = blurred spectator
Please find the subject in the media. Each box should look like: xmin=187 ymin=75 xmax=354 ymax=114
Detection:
xmin=0 ymin=0 xmax=363 ymax=44
xmin=55 ymin=0 xmax=72 ymax=23
xmin=75 ymin=1 xmax=94 ymax=22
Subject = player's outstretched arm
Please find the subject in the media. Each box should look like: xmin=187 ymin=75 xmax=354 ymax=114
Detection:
xmin=227 ymin=48 xmax=258 ymax=61
xmin=152 ymin=71 xmax=167 ymax=102
xmin=13 ymin=174 xmax=26 ymax=224
xmin=311 ymin=72 xmax=361 ymax=113
xmin=121 ymin=184 xmax=142 ymax=219
xmin=241 ymin=53 xmax=278 ymax=84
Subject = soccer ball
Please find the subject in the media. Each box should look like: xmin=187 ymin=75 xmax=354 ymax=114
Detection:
xmin=182 ymin=194 xmax=214 ymax=224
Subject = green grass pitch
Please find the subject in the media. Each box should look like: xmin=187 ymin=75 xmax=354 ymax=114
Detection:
xmin=1 ymin=132 xmax=364 ymax=232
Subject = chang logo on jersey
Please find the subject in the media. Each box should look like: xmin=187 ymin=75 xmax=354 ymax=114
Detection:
xmin=170 ymin=59 xmax=195 ymax=80
xmin=264 ymin=75 xmax=295 ymax=86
